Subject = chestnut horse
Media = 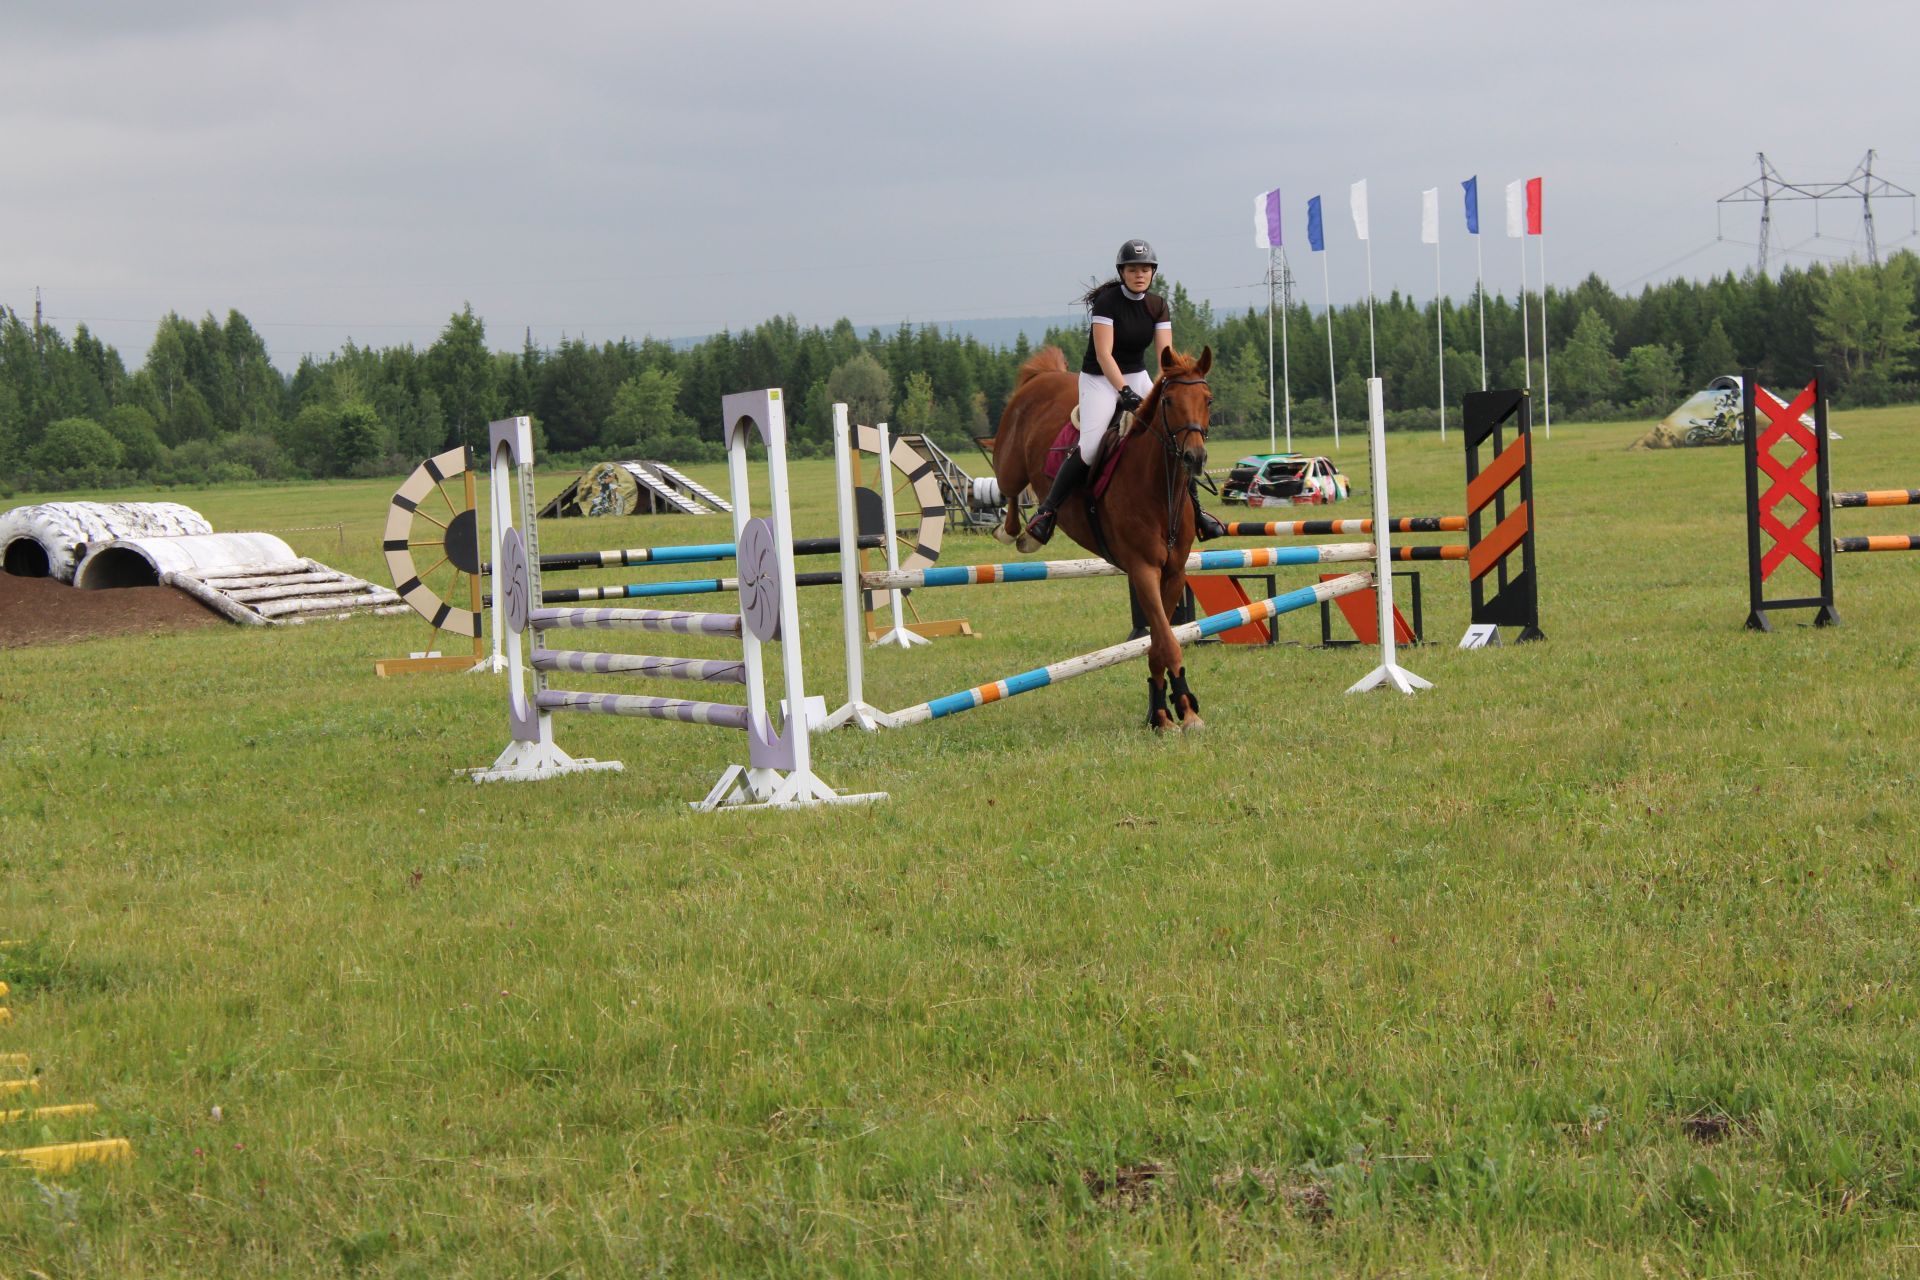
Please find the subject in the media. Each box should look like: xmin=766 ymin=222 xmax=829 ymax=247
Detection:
xmin=990 ymin=344 xmax=1214 ymax=731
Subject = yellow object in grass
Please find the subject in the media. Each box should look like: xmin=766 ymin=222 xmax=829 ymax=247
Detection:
xmin=1 ymin=1138 xmax=132 ymax=1172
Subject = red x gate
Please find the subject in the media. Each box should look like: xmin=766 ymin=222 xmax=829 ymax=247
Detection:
xmin=1742 ymin=369 xmax=1837 ymax=630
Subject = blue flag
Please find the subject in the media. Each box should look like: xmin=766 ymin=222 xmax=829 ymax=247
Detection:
xmin=1307 ymin=195 xmax=1324 ymax=252
xmin=1463 ymin=176 xmax=1480 ymax=235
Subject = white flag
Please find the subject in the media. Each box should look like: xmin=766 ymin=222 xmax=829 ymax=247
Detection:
xmin=1506 ymin=179 xmax=1525 ymax=237
xmin=1253 ymin=188 xmax=1282 ymax=249
xmin=1421 ymin=188 xmax=1439 ymax=245
xmin=1350 ymin=179 xmax=1369 ymax=242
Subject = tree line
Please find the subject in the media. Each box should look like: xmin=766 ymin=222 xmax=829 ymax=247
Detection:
xmin=3 ymin=251 xmax=1916 ymax=492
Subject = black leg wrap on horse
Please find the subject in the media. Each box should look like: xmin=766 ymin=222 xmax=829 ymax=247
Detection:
xmin=1145 ymin=676 xmax=1171 ymax=729
xmin=1168 ymin=666 xmax=1200 ymax=717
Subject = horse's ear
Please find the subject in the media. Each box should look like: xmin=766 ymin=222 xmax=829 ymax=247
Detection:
xmin=1197 ymin=345 xmax=1213 ymax=376
xmin=1159 ymin=345 xmax=1177 ymax=375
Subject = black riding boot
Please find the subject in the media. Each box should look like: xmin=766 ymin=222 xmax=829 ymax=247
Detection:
xmin=1190 ymin=478 xmax=1228 ymax=541
xmin=1023 ymin=452 xmax=1090 ymax=547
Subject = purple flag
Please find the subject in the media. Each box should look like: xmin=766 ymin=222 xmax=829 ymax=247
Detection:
xmin=1253 ymin=188 xmax=1283 ymax=249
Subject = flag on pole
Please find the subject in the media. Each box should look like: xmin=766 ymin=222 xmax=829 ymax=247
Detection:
xmin=1254 ymin=188 xmax=1283 ymax=249
xmin=1510 ymin=179 xmax=1532 ymax=387
xmin=1308 ymin=193 xmax=1338 ymax=447
xmin=1353 ymin=180 xmax=1376 ymax=375
xmin=1530 ymin=176 xmax=1550 ymax=434
xmin=1466 ymin=176 xmax=1487 ymax=390
xmin=1426 ymin=188 xmax=1446 ymax=438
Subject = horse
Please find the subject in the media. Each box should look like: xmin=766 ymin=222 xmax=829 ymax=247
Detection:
xmin=989 ymin=344 xmax=1215 ymax=732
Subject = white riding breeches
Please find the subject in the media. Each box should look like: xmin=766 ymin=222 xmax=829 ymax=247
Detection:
xmin=1076 ymin=370 xmax=1154 ymax=465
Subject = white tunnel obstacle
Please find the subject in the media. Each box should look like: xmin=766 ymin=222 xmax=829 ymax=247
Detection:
xmin=0 ymin=501 xmax=211 ymax=582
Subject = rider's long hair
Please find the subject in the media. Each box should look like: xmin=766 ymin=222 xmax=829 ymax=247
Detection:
xmin=1080 ymin=270 xmax=1159 ymax=310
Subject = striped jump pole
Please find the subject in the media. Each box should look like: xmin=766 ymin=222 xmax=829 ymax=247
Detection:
xmin=534 ymin=690 xmax=752 ymax=729
xmin=1220 ymin=516 xmax=1464 ymax=537
xmin=888 ymin=573 xmax=1372 ymax=726
xmin=1831 ymin=490 xmax=1920 ymax=509
xmin=526 ymin=533 xmax=883 ymax=574
xmin=527 ymin=606 xmax=743 ymax=636
xmin=524 ymin=569 xmax=840 ymax=606
xmin=1836 ymin=535 xmax=1920 ymax=553
xmin=858 ymin=542 xmax=1376 ymax=593
xmin=532 ymin=650 xmax=746 ymax=683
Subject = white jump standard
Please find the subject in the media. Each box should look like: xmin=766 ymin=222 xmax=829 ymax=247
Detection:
xmin=1347 ymin=377 xmax=1432 ymax=695
xmin=469 ymin=401 xmax=884 ymax=811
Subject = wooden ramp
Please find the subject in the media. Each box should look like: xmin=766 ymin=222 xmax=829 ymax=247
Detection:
xmin=650 ymin=462 xmax=734 ymax=514
xmin=169 ymin=560 xmax=408 ymax=626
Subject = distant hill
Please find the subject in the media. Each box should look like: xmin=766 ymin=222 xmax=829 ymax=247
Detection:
xmin=929 ymin=314 xmax=1085 ymax=350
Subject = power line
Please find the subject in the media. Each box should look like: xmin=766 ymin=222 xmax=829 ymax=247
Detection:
xmin=1718 ymin=150 xmax=1917 ymax=273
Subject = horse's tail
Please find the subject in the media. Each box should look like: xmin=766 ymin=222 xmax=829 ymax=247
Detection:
xmin=1015 ymin=346 xmax=1069 ymax=387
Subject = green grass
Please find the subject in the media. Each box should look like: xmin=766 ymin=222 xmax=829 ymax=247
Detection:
xmin=6 ymin=410 xmax=1920 ymax=1276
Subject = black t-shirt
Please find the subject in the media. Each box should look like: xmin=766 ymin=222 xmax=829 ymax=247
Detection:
xmin=1079 ymin=283 xmax=1171 ymax=376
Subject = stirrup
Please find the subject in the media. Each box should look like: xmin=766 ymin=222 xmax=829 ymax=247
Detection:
xmin=1195 ymin=506 xmax=1227 ymax=542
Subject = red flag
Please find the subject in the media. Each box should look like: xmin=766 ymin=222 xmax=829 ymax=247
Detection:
xmin=1526 ymin=177 xmax=1543 ymax=235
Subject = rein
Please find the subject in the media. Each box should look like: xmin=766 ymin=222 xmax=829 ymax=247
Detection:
xmin=1144 ymin=375 xmax=1210 ymax=550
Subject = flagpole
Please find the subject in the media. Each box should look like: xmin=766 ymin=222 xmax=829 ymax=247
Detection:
xmin=1279 ymin=251 xmax=1293 ymax=452
xmin=1475 ymin=234 xmax=1488 ymax=390
xmin=1537 ymin=233 xmax=1551 ymax=437
xmin=1364 ymin=239 xmax=1377 ymax=379
xmin=1321 ymin=252 xmax=1339 ymax=451
xmin=1435 ymin=243 xmax=1446 ymax=440
xmin=1518 ymin=231 xmax=1531 ymax=390
xmin=1264 ymin=269 xmax=1276 ymax=451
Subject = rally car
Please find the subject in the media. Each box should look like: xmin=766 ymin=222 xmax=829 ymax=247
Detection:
xmin=1220 ymin=453 xmax=1351 ymax=506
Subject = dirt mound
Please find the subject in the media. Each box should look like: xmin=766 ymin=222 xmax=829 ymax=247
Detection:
xmin=1627 ymin=424 xmax=1687 ymax=451
xmin=0 ymin=572 xmax=222 ymax=649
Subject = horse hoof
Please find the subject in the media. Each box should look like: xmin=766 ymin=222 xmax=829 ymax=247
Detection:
xmin=1015 ymin=532 xmax=1041 ymax=554
xmin=992 ymin=524 xmax=1018 ymax=546
xmin=1181 ymin=714 xmax=1207 ymax=733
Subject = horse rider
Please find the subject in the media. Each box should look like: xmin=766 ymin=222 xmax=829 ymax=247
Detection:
xmin=1022 ymin=238 xmax=1226 ymax=547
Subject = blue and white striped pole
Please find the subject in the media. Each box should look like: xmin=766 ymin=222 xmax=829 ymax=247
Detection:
xmin=889 ymin=572 xmax=1372 ymax=726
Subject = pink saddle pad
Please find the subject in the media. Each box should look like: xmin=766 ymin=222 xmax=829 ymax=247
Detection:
xmin=1042 ymin=417 xmax=1134 ymax=501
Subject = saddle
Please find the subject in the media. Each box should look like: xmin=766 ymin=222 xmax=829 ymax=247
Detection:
xmin=1041 ymin=406 xmax=1139 ymax=501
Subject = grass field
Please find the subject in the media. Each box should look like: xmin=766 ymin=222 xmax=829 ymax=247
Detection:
xmin=5 ymin=407 xmax=1920 ymax=1276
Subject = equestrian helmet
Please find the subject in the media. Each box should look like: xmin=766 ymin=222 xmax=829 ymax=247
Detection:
xmin=1116 ymin=239 xmax=1158 ymax=270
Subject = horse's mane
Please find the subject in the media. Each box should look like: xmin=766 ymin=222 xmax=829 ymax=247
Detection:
xmin=1015 ymin=347 xmax=1069 ymax=386
xmin=1155 ymin=348 xmax=1203 ymax=379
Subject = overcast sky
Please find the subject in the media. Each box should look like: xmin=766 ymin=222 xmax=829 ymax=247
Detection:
xmin=7 ymin=0 xmax=1917 ymax=371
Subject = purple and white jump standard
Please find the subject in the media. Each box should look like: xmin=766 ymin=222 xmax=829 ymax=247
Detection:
xmin=467 ymin=399 xmax=884 ymax=812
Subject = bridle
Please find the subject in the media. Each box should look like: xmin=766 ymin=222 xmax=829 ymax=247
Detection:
xmin=1145 ymin=374 xmax=1211 ymax=549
